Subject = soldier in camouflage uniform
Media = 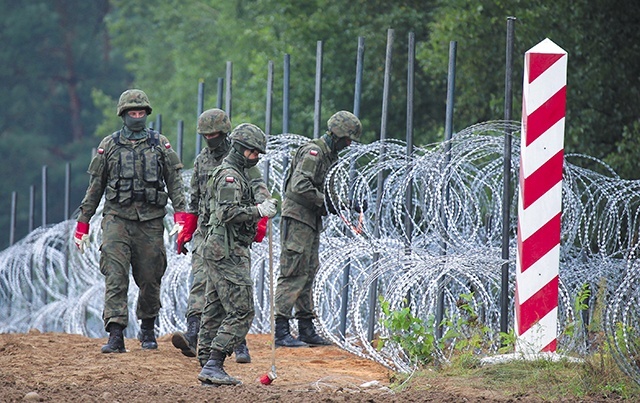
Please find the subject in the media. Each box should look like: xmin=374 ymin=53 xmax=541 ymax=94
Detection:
xmin=74 ymin=89 xmax=188 ymax=353
xmin=171 ymin=109 xmax=269 ymax=364
xmin=274 ymin=111 xmax=363 ymax=347
xmin=196 ymin=123 xmax=277 ymax=386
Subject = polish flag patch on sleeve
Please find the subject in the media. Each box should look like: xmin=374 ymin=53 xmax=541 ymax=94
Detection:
xmin=225 ymin=177 xmax=235 ymax=183
xmin=164 ymin=142 xmax=172 ymax=149
xmin=309 ymin=150 xmax=318 ymax=156
xmin=97 ymin=148 xmax=104 ymax=154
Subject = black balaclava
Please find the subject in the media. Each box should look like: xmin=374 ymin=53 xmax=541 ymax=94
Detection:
xmin=122 ymin=112 xmax=147 ymax=139
xmin=209 ymin=136 xmax=230 ymax=160
xmin=334 ymin=136 xmax=350 ymax=152
xmin=323 ymin=132 xmax=350 ymax=153
xmin=229 ymin=143 xmax=259 ymax=169
xmin=206 ymin=134 xmax=226 ymax=150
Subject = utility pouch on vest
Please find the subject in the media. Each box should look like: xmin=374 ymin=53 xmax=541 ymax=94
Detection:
xmin=143 ymin=150 xmax=159 ymax=182
xmin=156 ymin=190 xmax=168 ymax=207
xmin=143 ymin=188 xmax=168 ymax=207
xmin=118 ymin=149 xmax=135 ymax=205
xmin=144 ymin=188 xmax=158 ymax=204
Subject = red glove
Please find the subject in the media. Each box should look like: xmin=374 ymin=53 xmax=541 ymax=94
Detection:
xmin=74 ymin=222 xmax=90 ymax=253
xmin=254 ymin=216 xmax=268 ymax=242
xmin=172 ymin=212 xmax=198 ymax=254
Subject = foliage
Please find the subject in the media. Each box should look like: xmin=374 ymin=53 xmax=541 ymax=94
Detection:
xmin=421 ymin=0 xmax=640 ymax=178
xmin=3 ymin=0 xmax=640 ymax=248
xmin=378 ymin=293 xmax=506 ymax=367
xmin=382 ymin=283 xmax=640 ymax=400
xmin=0 ymin=0 xmax=130 ymax=247
xmin=105 ymin=0 xmax=439 ymax=168
xmin=378 ymin=297 xmax=439 ymax=365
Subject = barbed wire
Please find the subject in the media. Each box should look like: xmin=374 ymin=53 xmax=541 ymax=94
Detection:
xmin=2 ymin=121 xmax=640 ymax=382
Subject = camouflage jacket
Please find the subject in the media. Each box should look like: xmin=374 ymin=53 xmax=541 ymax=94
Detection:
xmin=281 ymin=137 xmax=337 ymax=230
xmin=188 ymin=139 xmax=269 ymax=236
xmin=78 ymin=128 xmax=186 ymax=223
xmin=204 ymin=157 xmax=262 ymax=260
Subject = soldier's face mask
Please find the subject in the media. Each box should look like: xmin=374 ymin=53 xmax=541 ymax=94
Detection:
xmin=243 ymin=148 xmax=260 ymax=168
xmin=124 ymin=109 xmax=147 ymax=132
xmin=334 ymin=136 xmax=352 ymax=152
xmin=203 ymin=132 xmax=226 ymax=149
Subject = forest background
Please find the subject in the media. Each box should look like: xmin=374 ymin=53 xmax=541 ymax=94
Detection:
xmin=1 ymin=0 xmax=638 ymax=249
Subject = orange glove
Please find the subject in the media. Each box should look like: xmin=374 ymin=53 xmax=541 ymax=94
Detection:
xmin=171 ymin=212 xmax=198 ymax=254
xmin=74 ymin=222 xmax=90 ymax=253
xmin=254 ymin=216 xmax=268 ymax=242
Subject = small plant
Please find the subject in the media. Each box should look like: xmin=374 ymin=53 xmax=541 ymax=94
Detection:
xmin=377 ymin=297 xmax=439 ymax=365
xmin=378 ymin=292 xmax=501 ymax=366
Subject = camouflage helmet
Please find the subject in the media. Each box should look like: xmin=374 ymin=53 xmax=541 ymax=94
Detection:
xmin=197 ymin=108 xmax=231 ymax=134
xmin=229 ymin=123 xmax=267 ymax=154
xmin=327 ymin=111 xmax=362 ymax=141
xmin=116 ymin=89 xmax=152 ymax=116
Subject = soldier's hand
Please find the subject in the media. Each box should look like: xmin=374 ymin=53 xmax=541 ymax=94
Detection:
xmin=172 ymin=212 xmax=198 ymax=254
xmin=74 ymin=222 xmax=90 ymax=254
xmin=257 ymin=198 xmax=278 ymax=218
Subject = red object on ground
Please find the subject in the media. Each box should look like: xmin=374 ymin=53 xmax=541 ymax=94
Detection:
xmin=259 ymin=372 xmax=276 ymax=385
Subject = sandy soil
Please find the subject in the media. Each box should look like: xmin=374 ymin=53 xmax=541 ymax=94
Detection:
xmin=0 ymin=330 xmax=547 ymax=402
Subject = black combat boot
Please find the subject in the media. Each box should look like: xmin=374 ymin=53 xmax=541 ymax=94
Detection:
xmin=274 ymin=317 xmax=308 ymax=347
xmin=138 ymin=318 xmax=158 ymax=350
xmin=172 ymin=315 xmax=200 ymax=357
xmin=101 ymin=323 xmax=126 ymax=353
xmin=198 ymin=350 xmax=241 ymax=386
xmin=234 ymin=340 xmax=251 ymax=363
xmin=298 ymin=318 xmax=332 ymax=346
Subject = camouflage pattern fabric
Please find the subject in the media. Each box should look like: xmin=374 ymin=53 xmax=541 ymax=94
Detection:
xmin=78 ymin=128 xmax=186 ymax=331
xmin=230 ymin=123 xmax=267 ymax=153
xmin=274 ymin=217 xmax=320 ymax=320
xmin=100 ymin=215 xmax=166 ymax=330
xmin=78 ymin=129 xmax=186 ymax=223
xmin=280 ymin=137 xmax=336 ymax=230
xmin=116 ymin=89 xmax=152 ymax=116
xmin=196 ymin=153 xmax=263 ymax=360
xmin=185 ymin=232 xmax=208 ymax=318
xmin=276 ymin=136 xmax=338 ymax=321
xmin=327 ymin=110 xmax=362 ymax=140
xmin=197 ymin=108 xmax=231 ymax=134
xmin=185 ymin=139 xmax=268 ymax=319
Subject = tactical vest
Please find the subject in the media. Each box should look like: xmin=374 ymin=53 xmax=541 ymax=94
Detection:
xmin=104 ymin=130 xmax=169 ymax=207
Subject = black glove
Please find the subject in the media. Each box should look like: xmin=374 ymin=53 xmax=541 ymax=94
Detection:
xmin=350 ymin=198 xmax=368 ymax=213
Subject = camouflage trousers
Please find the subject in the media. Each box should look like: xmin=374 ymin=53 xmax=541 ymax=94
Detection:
xmin=99 ymin=214 xmax=166 ymax=331
xmin=197 ymin=245 xmax=255 ymax=363
xmin=275 ymin=217 xmax=320 ymax=321
xmin=185 ymin=229 xmax=207 ymax=318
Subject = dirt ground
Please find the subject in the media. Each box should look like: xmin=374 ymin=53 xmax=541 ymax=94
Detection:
xmin=0 ymin=330 xmax=561 ymax=402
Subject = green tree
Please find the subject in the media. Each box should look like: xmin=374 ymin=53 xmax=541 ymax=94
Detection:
xmin=0 ymin=0 xmax=130 ymax=247
xmin=421 ymin=0 xmax=640 ymax=178
xmin=104 ymin=0 xmax=440 ymax=167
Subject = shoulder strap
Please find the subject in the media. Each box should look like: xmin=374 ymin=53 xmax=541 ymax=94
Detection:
xmin=111 ymin=130 xmax=121 ymax=145
xmin=147 ymin=129 xmax=160 ymax=147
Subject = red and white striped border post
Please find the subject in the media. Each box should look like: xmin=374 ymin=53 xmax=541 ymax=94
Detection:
xmin=515 ymin=38 xmax=567 ymax=355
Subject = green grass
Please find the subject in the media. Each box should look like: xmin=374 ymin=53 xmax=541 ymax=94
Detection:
xmin=391 ymin=352 xmax=640 ymax=401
